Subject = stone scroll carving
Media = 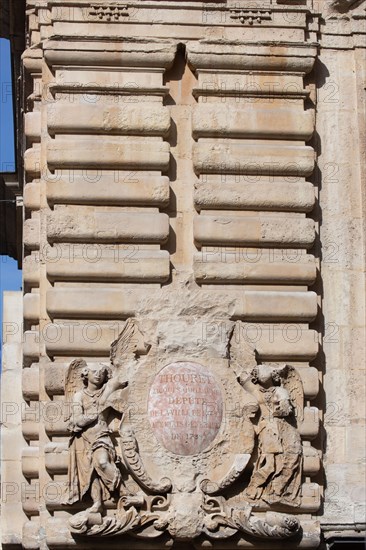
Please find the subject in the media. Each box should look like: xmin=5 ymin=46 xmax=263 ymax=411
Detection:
xmin=61 ymin=318 xmax=308 ymax=542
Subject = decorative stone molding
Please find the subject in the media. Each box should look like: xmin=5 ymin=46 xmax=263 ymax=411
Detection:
xmin=89 ymin=3 xmax=129 ymax=21
xmin=327 ymin=0 xmax=365 ymax=12
xmin=229 ymin=8 xmax=272 ymax=25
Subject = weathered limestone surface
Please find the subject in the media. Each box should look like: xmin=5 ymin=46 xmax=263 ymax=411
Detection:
xmin=1 ymin=0 xmax=365 ymax=549
xmin=317 ymin=13 xmax=366 ymax=542
xmin=1 ymin=292 xmax=25 ymax=545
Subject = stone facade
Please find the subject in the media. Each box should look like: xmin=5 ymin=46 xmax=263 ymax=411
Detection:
xmin=1 ymin=0 xmax=365 ymax=548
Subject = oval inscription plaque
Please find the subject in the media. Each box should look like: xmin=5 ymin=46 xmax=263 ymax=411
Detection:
xmin=148 ymin=361 xmax=223 ymax=456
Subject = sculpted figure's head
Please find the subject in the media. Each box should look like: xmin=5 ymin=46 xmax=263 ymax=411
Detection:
xmin=251 ymin=364 xmax=273 ymax=386
xmin=272 ymin=386 xmax=293 ymax=417
xmin=81 ymin=363 xmax=112 ymax=388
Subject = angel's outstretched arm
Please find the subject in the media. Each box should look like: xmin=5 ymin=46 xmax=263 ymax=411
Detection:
xmin=109 ymin=370 xmax=129 ymax=393
xmin=96 ymin=372 xmax=128 ymax=413
xmin=69 ymin=392 xmax=98 ymax=432
xmin=237 ymin=373 xmax=253 ymax=391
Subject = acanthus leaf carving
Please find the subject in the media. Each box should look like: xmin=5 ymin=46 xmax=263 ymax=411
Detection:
xmin=69 ymin=502 xmax=141 ymax=536
xmin=202 ymin=497 xmax=301 ymax=540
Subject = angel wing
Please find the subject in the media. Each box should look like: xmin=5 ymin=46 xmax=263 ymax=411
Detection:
xmin=64 ymin=358 xmax=87 ymax=422
xmin=228 ymin=321 xmax=257 ymax=372
xmin=274 ymin=364 xmax=304 ymax=423
xmin=110 ymin=318 xmax=150 ymax=369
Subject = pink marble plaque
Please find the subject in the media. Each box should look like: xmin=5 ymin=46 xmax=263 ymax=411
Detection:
xmin=148 ymin=361 xmax=223 ymax=455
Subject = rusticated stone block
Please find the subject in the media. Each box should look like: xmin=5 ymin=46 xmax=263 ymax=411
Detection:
xmin=46 ymin=175 xmax=170 ymax=207
xmin=24 ymin=112 xmax=41 ymax=141
xmin=303 ymin=444 xmax=321 ymax=476
xmin=299 ymin=407 xmax=320 ymax=439
xmin=24 ymin=293 xmax=40 ymax=323
xmin=194 ymin=180 xmax=315 ymax=213
xmin=47 ymin=103 xmax=171 ymax=136
xmin=232 ymin=290 xmax=318 ymax=322
xmin=24 ymin=147 xmax=41 ymax=176
xmin=23 ymin=181 xmax=40 ymax=211
xmin=47 ymin=209 xmax=169 ymax=244
xmin=23 ymin=331 xmax=40 ymax=362
xmin=194 ymin=214 xmax=315 ymax=248
xmin=21 ymin=447 xmax=39 ymax=479
xmin=47 ymin=139 xmax=170 ymax=171
xmin=44 ymin=363 xmax=68 ymax=395
xmin=46 ymin=288 xmax=143 ymax=319
xmin=193 ymin=142 xmax=315 ymax=177
xmin=194 ymin=251 xmax=317 ymax=285
xmin=192 ymin=105 xmax=314 ymax=140
xmin=45 ymin=322 xmax=125 ymax=356
xmin=44 ymin=38 xmax=178 ymax=68
xmin=22 ymin=364 xmax=39 ymax=401
xmin=186 ymin=41 xmax=317 ymax=73
xmin=23 ymin=253 xmax=41 ymax=286
xmin=24 ymin=219 xmax=40 ymax=251
xmin=46 ymin=249 xmax=170 ymax=283
xmin=45 ymin=442 xmax=68 ymax=474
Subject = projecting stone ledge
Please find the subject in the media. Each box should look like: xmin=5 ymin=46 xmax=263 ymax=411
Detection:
xmin=47 ymin=139 xmax=170 ymax=171
xmin=194 ymin=251 xmax=317 ymax=285
xmin=46 ymin=175 xmax=170 ymax=207
xmin=193 ymin=142 xmax=315 ymax=177
xmin=194 ymin=214 xmax=315 ymax=248
xmin=43 ymin=37 xmax=178 ymax=68
xmin=46 ymin=249 xmax=170 ymax=283
xmin=192 ymin=105 xmax=314 ymax=141
xmin=231 ymin=290 xmax=318 ymax=322
xmin=46 ymin=288 xmax=150 ymax=320
xmin=186 ymin=41 xmax=318 ymax=73
xmin=47 ymin=209 xmax=169 ymax=244
xmin=194 ymin=180 xmax=315 ymax=213
xmin=47 ymin=104 xmax=171 ymax=137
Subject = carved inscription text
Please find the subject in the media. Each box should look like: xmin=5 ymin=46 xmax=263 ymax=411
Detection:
xmin=148 ymin=361 xmax=223 ymax=455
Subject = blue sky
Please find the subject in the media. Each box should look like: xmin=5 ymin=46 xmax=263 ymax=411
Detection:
xmin=0 ymin=38 xmax=15 ymax=172
xmin=0 ymin=256 xmax=22 ymax=364
xmin=0 ymin=38 xmax=22 ymax=366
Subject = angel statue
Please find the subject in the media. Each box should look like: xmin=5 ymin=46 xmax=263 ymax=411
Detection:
xmin=238 ymin=364 xmax=303 ymax=507
xmin=63 ymin=359 xmax=129 ymax=514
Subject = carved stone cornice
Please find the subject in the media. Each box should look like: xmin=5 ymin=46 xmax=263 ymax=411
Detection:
xmin=229 ymin=8 xmax=272 ymax=25
xmin=186 ymin=40 xmax=318 ymax=73
xmin=327 ymin=0 xmax=365 ymax=12
xmin=43 ymin=37 xmax=178 ymax=68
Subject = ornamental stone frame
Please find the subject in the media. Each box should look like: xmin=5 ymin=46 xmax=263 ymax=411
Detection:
xmin=1 ymin=0 xmax=365 ymax=549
